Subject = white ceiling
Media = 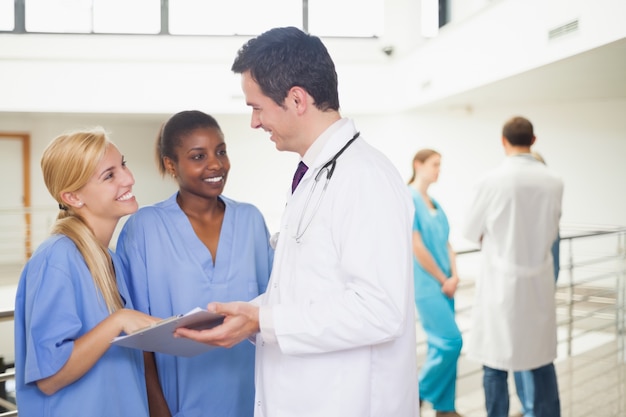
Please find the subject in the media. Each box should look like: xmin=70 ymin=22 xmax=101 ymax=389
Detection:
xmin=416 ymin=37 xmax=626 ymax=111
xmin=2 ymin=33 xmax=624 ymax=119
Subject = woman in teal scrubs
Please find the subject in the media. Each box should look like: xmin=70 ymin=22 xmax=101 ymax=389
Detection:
xmin=409 ymin=149 xmax=464 ymax=417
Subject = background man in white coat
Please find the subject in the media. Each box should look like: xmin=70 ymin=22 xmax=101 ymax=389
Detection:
xmin=462 ymin=116 xmax=563 ymax=417
xmin=175 ymin=26 xmax=419 ymax=417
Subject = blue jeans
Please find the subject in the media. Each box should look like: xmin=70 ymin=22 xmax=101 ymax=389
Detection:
xmin=552 ymin=233 xmax=560 ymax=280
xmin=514 ymin=240 xmax=560 ymax=417
xmin=514 ymin=370 xmax=535 ymax=417
xmin=483 ymin=364 xmax=560 ymax=417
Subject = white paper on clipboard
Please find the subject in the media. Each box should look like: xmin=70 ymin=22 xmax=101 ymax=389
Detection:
xmin=111 ymin=307 xmax=224 ymax=357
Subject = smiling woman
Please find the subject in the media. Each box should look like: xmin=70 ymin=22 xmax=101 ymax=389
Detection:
xmin=13 ymin=127 xmax=161 ymax=417
xmin=115 ymin=110 xmax=274 ymax=417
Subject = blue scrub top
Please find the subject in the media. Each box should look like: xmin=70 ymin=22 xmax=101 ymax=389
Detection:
xmin=117 ymin=193 xmax=273 ymax=417
xmin=410 ymin=187 xmax=451 ymax=299
xmin=14 ymin=235 xmax=149 ymax=417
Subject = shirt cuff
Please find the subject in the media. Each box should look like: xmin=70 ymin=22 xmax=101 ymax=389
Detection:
xmin=259 ymin=305 xmax=278 ymax=345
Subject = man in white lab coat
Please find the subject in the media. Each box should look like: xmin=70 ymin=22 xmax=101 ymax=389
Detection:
xmin=175 ymin=27 xmax=420 ymax=417
xmin=463 ymin=116 xmax=563 ymax=417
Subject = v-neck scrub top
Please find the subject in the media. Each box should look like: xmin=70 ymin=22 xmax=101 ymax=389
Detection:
xmin=409 ymin=188 xmax=451 ymax=299
xmin=116 ymin=193 xmax=273 ymax=417
xmin=14 ymin=235 xmax=149 ymax=417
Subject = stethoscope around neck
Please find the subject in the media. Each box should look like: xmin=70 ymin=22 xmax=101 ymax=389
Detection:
xmin=293 ymin=131 xmax=360 ymax=243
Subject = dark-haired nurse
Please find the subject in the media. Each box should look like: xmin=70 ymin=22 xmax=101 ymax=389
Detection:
xmin=117 ymin=110 xmax=273 ymax=417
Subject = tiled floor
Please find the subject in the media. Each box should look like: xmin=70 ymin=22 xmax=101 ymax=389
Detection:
xmin=417 ymin=278 xmax=626 ymax=417
xmin=2 ymin=262 xmax=625 ymax=417
xmin=417 ymin=339 xmax=626 ymax=417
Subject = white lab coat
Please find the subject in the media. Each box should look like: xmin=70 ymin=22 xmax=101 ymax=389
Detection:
xmin=254 ymin=119 xmax=419 ymax=417
xmin=463 ymin=154 xmax=564 ymax=371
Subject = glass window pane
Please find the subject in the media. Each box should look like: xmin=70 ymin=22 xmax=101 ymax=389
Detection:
xmin=169 ymin=0 xmax=301 ymax=35
xmin=308 ymin=0 xmax=384 ymax=37
xmin=25 ymin=0 xmax=92 ymax=33
xmin=421 ymin=0 xmax=439 ymax=38
xmin=0 ymin=0 xmax=14 ymax=31
xmin=93 ymin=0 xmax=160 ymax=34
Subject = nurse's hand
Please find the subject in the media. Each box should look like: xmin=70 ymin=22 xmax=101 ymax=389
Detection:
xmin=174 ymin=302 xmax=259 ymax=348
xmin=114 ymin=308 xmax=162 ymax=335
xmin=441 ymin=275 xmax=459 ymax=298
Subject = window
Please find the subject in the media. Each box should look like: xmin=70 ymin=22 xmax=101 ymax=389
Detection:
xmin=169 ymin=0 xmax=301 ymax=35
xmin=308 ymin=0 xmax=383 ymax=37
xmin=421 ymin=0 xmax=439 ymax=38
xmin=26 ymin=0 xmax=92 ymax=33
xmin=13 ymin=0 xmax=384 ymax=37
xmin=25 ymin=0 xmax=160 ymax=34
xmin=93 ymin=0 xmax=160 ymax=34
xmin=0 ymin=0 xmax=14 ymax=31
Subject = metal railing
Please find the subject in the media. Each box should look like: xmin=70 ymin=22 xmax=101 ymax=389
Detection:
xmin=0 ymin=206 xmax=58 ymax=266
xmin=0 ymin=368 xmax=16 ymax=417
xmin=1 ymin=220 xmax=625 ymax=416
xmin=558 ymin=226 xmax=626 ymax=359
xmin=415 ymin=224 xmax=626 ymax=416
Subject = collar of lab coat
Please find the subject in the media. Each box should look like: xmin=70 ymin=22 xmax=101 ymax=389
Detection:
xmin=302 ymin=118 xmax=358 ymax=172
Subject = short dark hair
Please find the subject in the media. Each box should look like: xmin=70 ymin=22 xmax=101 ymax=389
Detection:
xmin=502 ymin=116 xmax=534 ymax=146
xmin=156 ymin=110 xmax=222 ymax=175
xmin=231 ymin=26 xmax=340 ymax=111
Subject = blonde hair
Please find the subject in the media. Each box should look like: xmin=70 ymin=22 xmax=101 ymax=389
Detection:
xmin=41 ymin=128 xmax=123 ymax=313
xmin=408 ymin=148 xmax=441 ymax=184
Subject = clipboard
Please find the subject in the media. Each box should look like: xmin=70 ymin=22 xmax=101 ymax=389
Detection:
xmin=111 ymin=307 xmax=225 ymax=357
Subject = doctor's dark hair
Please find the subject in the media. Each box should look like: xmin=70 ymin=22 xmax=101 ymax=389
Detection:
xmin=502 ymin=116 xmax=535 ymax=146
xmin=231 ymin=26 xmax=340 ymax=112
xmin=156 ymin=110 xmax=223 ymax=176
xmin=408 ymin=148 xmax=440 ymax=184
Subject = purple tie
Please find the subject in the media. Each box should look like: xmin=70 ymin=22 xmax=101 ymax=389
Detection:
xmin=291 ymin=161 xmax=308 ymax=193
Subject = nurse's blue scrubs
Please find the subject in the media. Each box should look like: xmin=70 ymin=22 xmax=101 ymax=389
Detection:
xmin=14 ymin=235 xmax=149 ymax=417
xmin=410 ymin=187 xmax=463 ymax=412
xmin=117 ymin=193 xmax=273 ymax=417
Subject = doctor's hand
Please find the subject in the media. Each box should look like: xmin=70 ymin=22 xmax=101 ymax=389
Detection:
xmin=174 ymin=302 xmax=260 ymax=348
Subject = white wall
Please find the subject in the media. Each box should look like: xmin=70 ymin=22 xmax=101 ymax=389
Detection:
xmin=352 ymin=99 xmax=626 ymax=249
xmin=2 ymin=96 xmax=624 ymax=252
xmin=386 ymin=0 xmax=626 ymax=111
